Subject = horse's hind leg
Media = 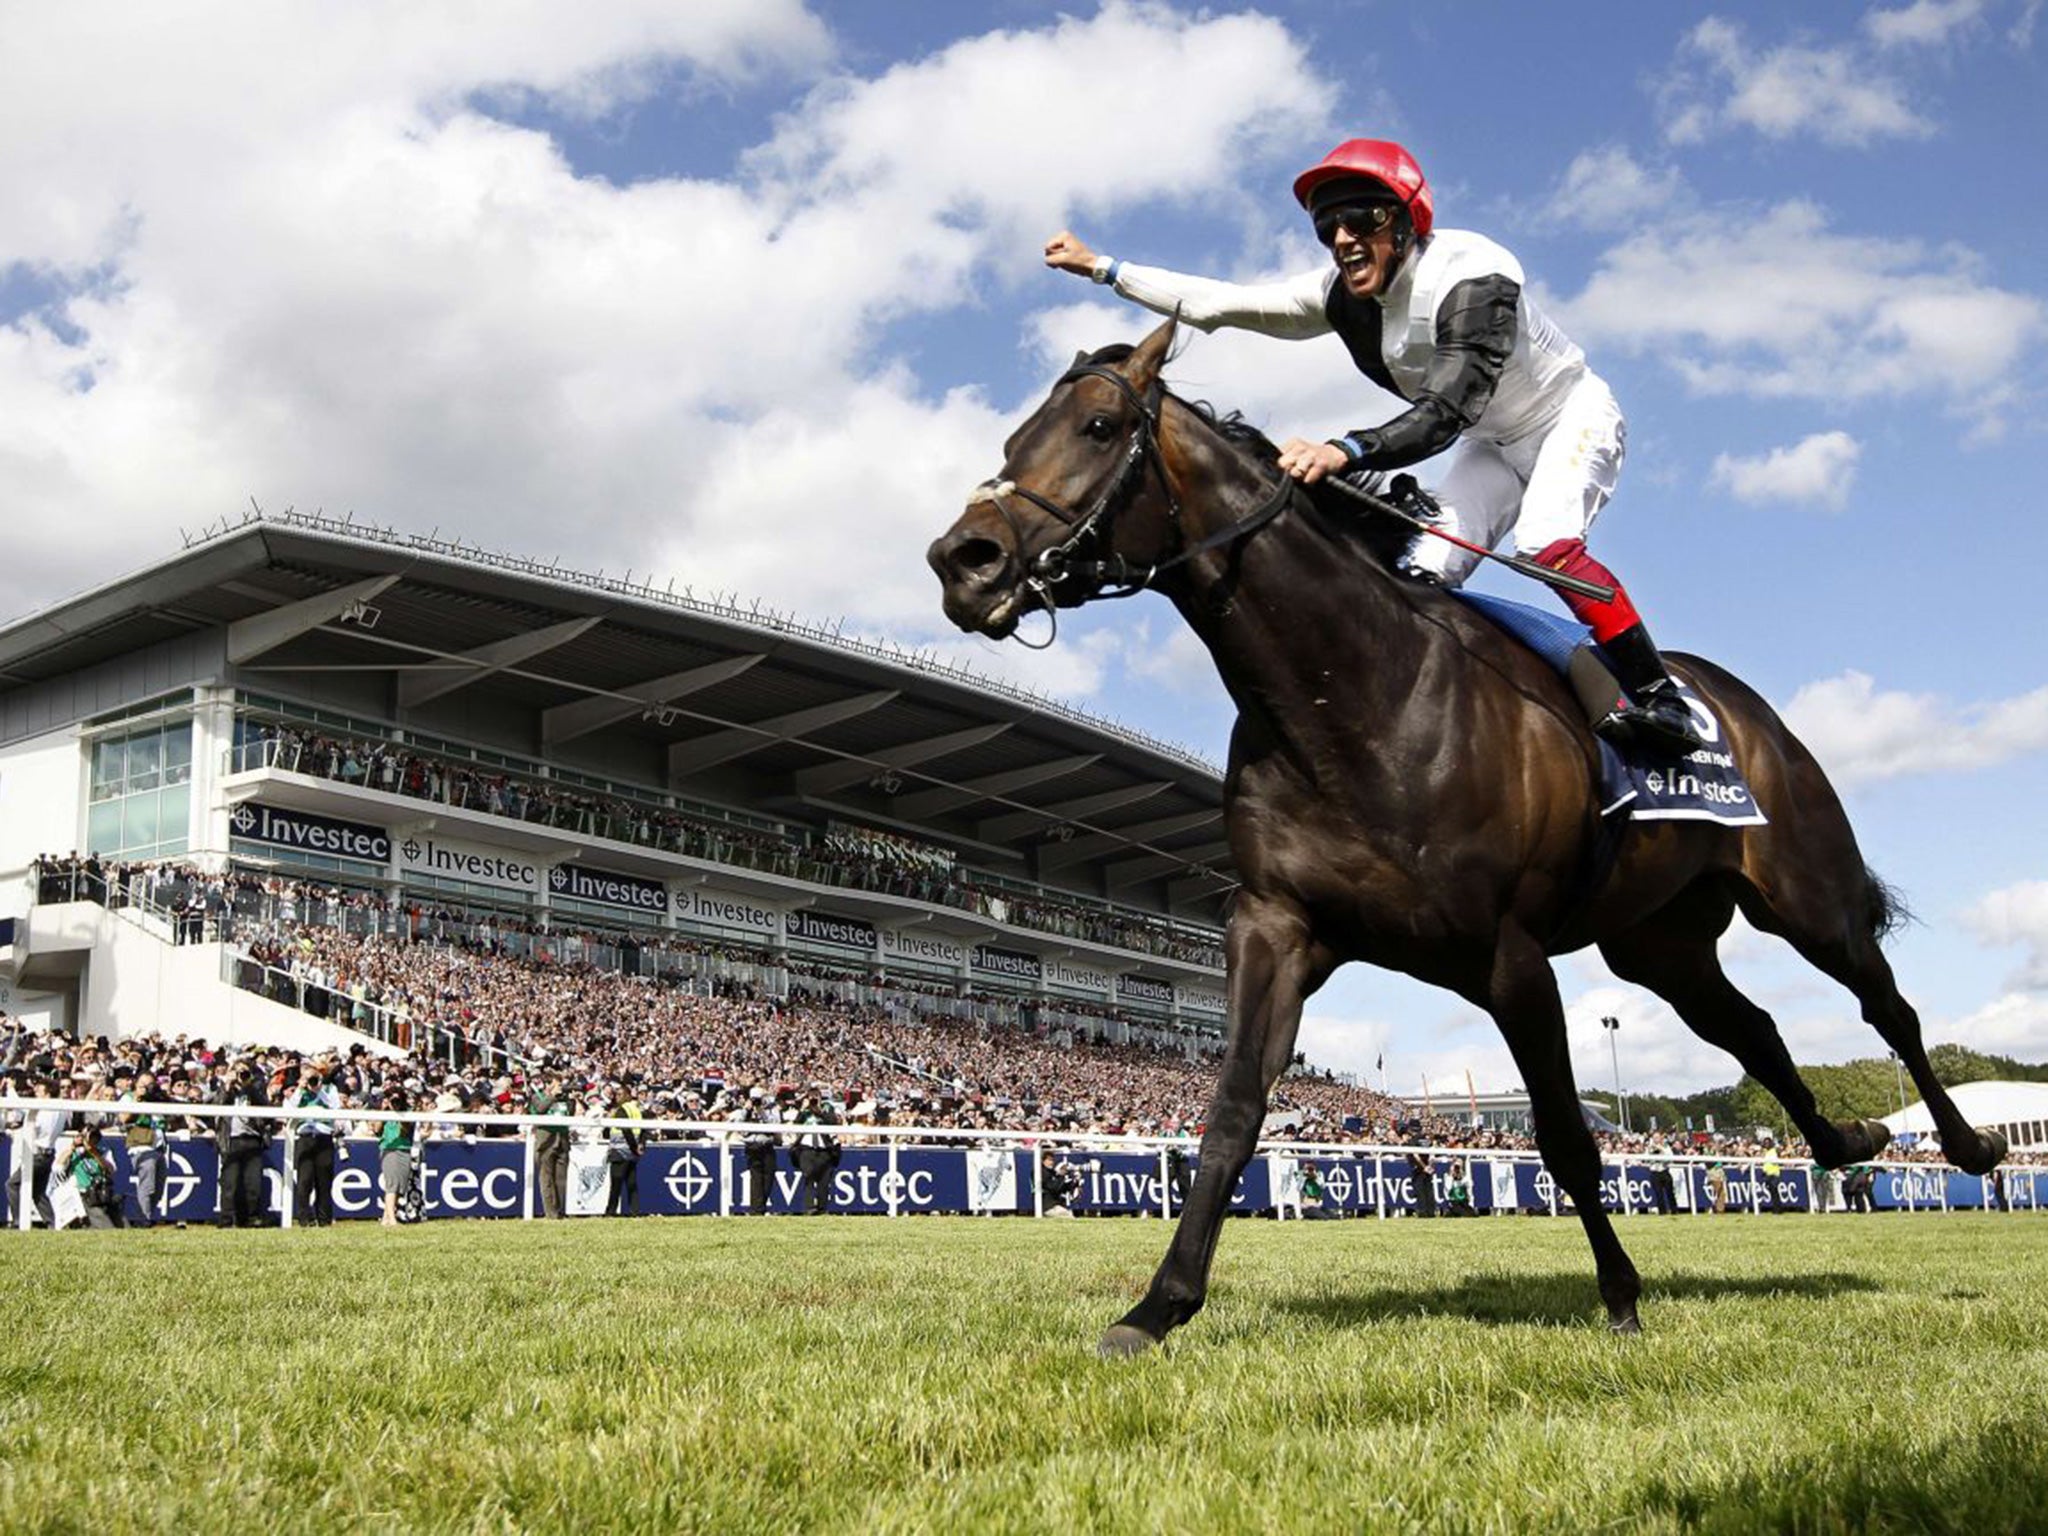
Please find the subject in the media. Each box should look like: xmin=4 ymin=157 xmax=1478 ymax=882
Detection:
xmin=1490 ymin=926 xmax=1641 ymax=1333
xmin=1600 ymin=883 xmax=1891 ymax=1170
xmin=1736 ymin=862 xmax=2008 ymax=1175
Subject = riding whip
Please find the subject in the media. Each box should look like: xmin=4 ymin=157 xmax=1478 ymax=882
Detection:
xmin=1319 ymin=475 xmax=1617 ymax=604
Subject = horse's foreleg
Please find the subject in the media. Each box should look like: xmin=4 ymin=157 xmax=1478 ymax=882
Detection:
xmin=1491 ymin=929 xmax=1642 ymax=1333
xmin=1100 ymin=897 xmax=1317 ymax=1358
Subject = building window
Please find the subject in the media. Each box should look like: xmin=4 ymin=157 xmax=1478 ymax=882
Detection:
xmin=85 ymin=721 xmax=193 ymax=860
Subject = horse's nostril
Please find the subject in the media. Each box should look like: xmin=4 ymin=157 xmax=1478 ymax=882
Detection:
xmin=952 ymin=537 xmax=1006 ymax=577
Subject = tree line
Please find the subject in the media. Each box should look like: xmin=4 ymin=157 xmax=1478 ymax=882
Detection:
xmin=1618 ymin=1045 xmax=2047 ymax=1139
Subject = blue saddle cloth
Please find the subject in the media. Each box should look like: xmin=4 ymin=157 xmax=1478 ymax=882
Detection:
xmin=1452 ymin=591 xmax=1767 ymax=828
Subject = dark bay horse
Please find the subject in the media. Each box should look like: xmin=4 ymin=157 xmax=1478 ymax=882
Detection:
xmin=928 ymin=318 xmax=2007 ymax=1356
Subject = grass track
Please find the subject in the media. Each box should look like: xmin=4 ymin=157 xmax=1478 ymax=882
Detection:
xmin=3 ymin=1213 xmax=2045 ymax=1534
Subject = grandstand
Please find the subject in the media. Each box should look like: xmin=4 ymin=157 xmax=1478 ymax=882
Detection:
xmin=0 ymin=510 xmax=1233 ymax=1054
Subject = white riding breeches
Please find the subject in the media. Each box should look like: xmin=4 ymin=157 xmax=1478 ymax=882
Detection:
xmin=1401 ymin=373 xmax=1626 ymax=587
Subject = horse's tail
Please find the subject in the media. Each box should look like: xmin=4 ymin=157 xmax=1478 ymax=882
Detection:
xmin=1865 ymin=865 xmax=1913 ymax=943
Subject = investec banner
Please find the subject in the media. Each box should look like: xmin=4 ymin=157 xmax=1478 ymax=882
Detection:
xmin=397 ymin=833 xmax=544 ymax=896
xmin=230 ymin=802 xmax=391 ymax=864
xmin=972 ymin=945 xmax=1042 ymax=981
xmin=673 ymin=882 xmax=780 ymax=940
xmin=882 ymin=928 xmax=967 ymax=968
xmin=1180 ymin=986 xmax=1227 ymax=1015
xmin=547 ymin=863 xmax=668 ymax=916
xmin=1043 ymin=956 xmax=1111 ymax=994
xmin=786 ymin=908 xmax=878 ymax=951
xmin=1117 ymin=973 xmax=1175 ymax=1006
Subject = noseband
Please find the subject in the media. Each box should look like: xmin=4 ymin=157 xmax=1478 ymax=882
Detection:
xmin=971 ymin=360 xmax=1293 ymax=648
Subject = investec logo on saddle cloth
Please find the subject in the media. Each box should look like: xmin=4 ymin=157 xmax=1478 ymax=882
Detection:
xmin=972 ymin=944 xmax=1042 ymax=980
xmin=1595 ymin=683 xmax=1768 ymax=828
xmin=230 ymin=803 xmax=391 ymax=864
xmin=786 ymin=908 xmax=878 ymax=950
xmin=397 ymin=834 xmax=543 ymax=895
xmin=1449 ymin=591 xmax=1768 ymax=830
xmin=547 ymin=863 xmax=668 ymax=914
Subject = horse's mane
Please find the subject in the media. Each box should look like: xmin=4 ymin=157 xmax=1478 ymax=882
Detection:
xmin=1074 ymin=343 xmax=1416 ymax=574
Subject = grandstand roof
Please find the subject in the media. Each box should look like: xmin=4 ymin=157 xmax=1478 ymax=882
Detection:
xmin=1882 ymin=1080 xmax=2048 ymax=1147
xmin=0 ymin=512 xmax=1234 ymax=922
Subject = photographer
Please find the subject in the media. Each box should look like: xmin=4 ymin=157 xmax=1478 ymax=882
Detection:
xmin=119 ymin=1071 xmax=169 ymax=1228
xmin=288 ymin=1064 xmax=340 ymax=1227
xmin=58 ymin=1123 xmax=123 ymax=1229
xmin=1037 ymin=1147 xmax=1095 ymax=1218
xmin=378 ymin=1085 xmax=415 ymax=1228
xmin=789 ymin=1087 xmax=842 ymax=1215
xmin=5 ymin=1074 xmax=67 ymax=1228
xmin=739 ymin=1086 xmax=783 ymax=1216
xmin=215 ymin=1056 xmax=274 ymax=1228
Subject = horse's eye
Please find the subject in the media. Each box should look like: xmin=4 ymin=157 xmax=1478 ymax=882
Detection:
xmin=1085 ymin=415 xmax=1116 ymax=442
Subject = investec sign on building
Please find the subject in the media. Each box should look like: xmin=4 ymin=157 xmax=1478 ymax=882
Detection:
xmin=1044 ymin=956 xmax=1111 ymax=993
xmin=972 ymin=945 xmax=1042 ymax=981
xmin=881 ymin=928 xmax=966 ymax=967
xmin=396 ymin=834 xmax=543 ymax=895
xmin=547 ymin=863 xmax=668 ymax=915
xmin=673 ymin=883 xmax=780 ymax=939
xmin=1117 ymin=973 xmax=1175 ymax=1006
xmin=785 ymin=909 xmax=878 ymax=950
xmin=230 ymin=803 xmax=391 ymax=864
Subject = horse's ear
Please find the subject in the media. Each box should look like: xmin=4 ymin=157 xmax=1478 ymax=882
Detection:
xmin=1126 ymin=314 xmax=1178 ymax=390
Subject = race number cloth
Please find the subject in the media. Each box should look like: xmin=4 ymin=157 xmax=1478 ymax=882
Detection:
xmin=1453 ymin=590 xmax=1767 ymax=828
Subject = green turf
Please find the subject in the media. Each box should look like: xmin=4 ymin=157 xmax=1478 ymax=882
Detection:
xmin=3 ymin=1212 xmax=2045 ymax=1534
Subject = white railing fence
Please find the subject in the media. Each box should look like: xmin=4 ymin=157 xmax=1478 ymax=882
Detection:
xmin=5 ymin=1094 xmax=2038 ymax=1230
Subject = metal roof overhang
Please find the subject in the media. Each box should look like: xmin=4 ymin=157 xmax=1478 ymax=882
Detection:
xmin=2 ymin=517 xmax=1235 ymax=927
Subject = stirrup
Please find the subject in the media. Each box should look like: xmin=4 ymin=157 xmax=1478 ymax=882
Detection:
xmin=1596 ymin=700 xmax=1702 ymax=759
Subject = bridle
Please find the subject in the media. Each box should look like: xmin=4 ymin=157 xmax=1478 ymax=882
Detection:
xmin=969 ymin=359 xmax=1294 ymax=648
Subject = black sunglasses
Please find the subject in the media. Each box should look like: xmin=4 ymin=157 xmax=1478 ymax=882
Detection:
xmin=1313 ymin=202 xmax=1398 ymax=247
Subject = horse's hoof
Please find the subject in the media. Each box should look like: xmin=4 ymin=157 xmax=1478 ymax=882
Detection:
xmin=1097 ymin=1323 xmax=1162 ymax=1359
xmin=1609 ymin=1313 xmax=1642 ymax=1337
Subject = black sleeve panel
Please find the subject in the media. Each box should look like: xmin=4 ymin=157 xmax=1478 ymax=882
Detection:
xmin=1344 ymin=274 xmax=1522 ymax=470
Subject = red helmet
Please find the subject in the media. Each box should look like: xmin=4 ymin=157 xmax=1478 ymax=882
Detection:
xmin=1292 ymin=139 xmax=1433 ymax=242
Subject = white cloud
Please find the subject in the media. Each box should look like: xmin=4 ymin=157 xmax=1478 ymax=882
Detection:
xmin=1962 ymin=881 xmax=2048 ymax=989
xmin=1550 ymin=200 xmax=2044 ymax=431
xmin=1942 ymin=992 xmax=2048 ymax=1055
xmin=0 ymin=2 xmax=1337 ymax=681
xmin=1545 ymin=146 xmax=1684 ymax=232
xmin=1710 ymin=431 xmax=1860 ymax=510
xmin=1781 ymin=671 xmax=2048 ymax=788
xmin=1865 ymin=0 xmax=1988 ymax=49
xmin=1660 ymin=17 xmax=1932 ymax=146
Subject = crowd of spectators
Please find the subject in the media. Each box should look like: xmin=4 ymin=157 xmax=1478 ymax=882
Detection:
xmin=23 ymin=858 xmax=2042 ymax=1187
xmin=232 ymin=718 xmax=1228 ymax=968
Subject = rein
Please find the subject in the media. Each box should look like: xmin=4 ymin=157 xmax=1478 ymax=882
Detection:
xmin=971 ymin=362 xmax=1294 ymax=648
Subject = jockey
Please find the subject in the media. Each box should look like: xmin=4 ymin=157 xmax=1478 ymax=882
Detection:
xmin=1045 ymin=138 xmax=1703 ymax=757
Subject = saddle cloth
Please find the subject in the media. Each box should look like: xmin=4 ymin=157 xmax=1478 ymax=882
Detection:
xmin=1452 ymin=590 xmax=1768 ymax=828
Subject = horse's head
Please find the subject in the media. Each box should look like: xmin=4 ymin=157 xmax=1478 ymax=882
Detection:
xmin=929 ymin=318 xmax=1182 ymax=641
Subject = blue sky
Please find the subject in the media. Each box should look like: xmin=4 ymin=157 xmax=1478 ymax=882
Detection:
xmin=2 ymin=1 xmax=2044 ymax=1100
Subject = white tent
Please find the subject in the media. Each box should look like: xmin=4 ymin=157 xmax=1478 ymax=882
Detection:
xmin=1881 ymin=1080 xmax=2048 ymax=1150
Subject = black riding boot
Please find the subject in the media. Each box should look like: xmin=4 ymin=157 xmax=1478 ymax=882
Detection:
xmin=1594 ymin=624 xmax=1704 ymax=758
